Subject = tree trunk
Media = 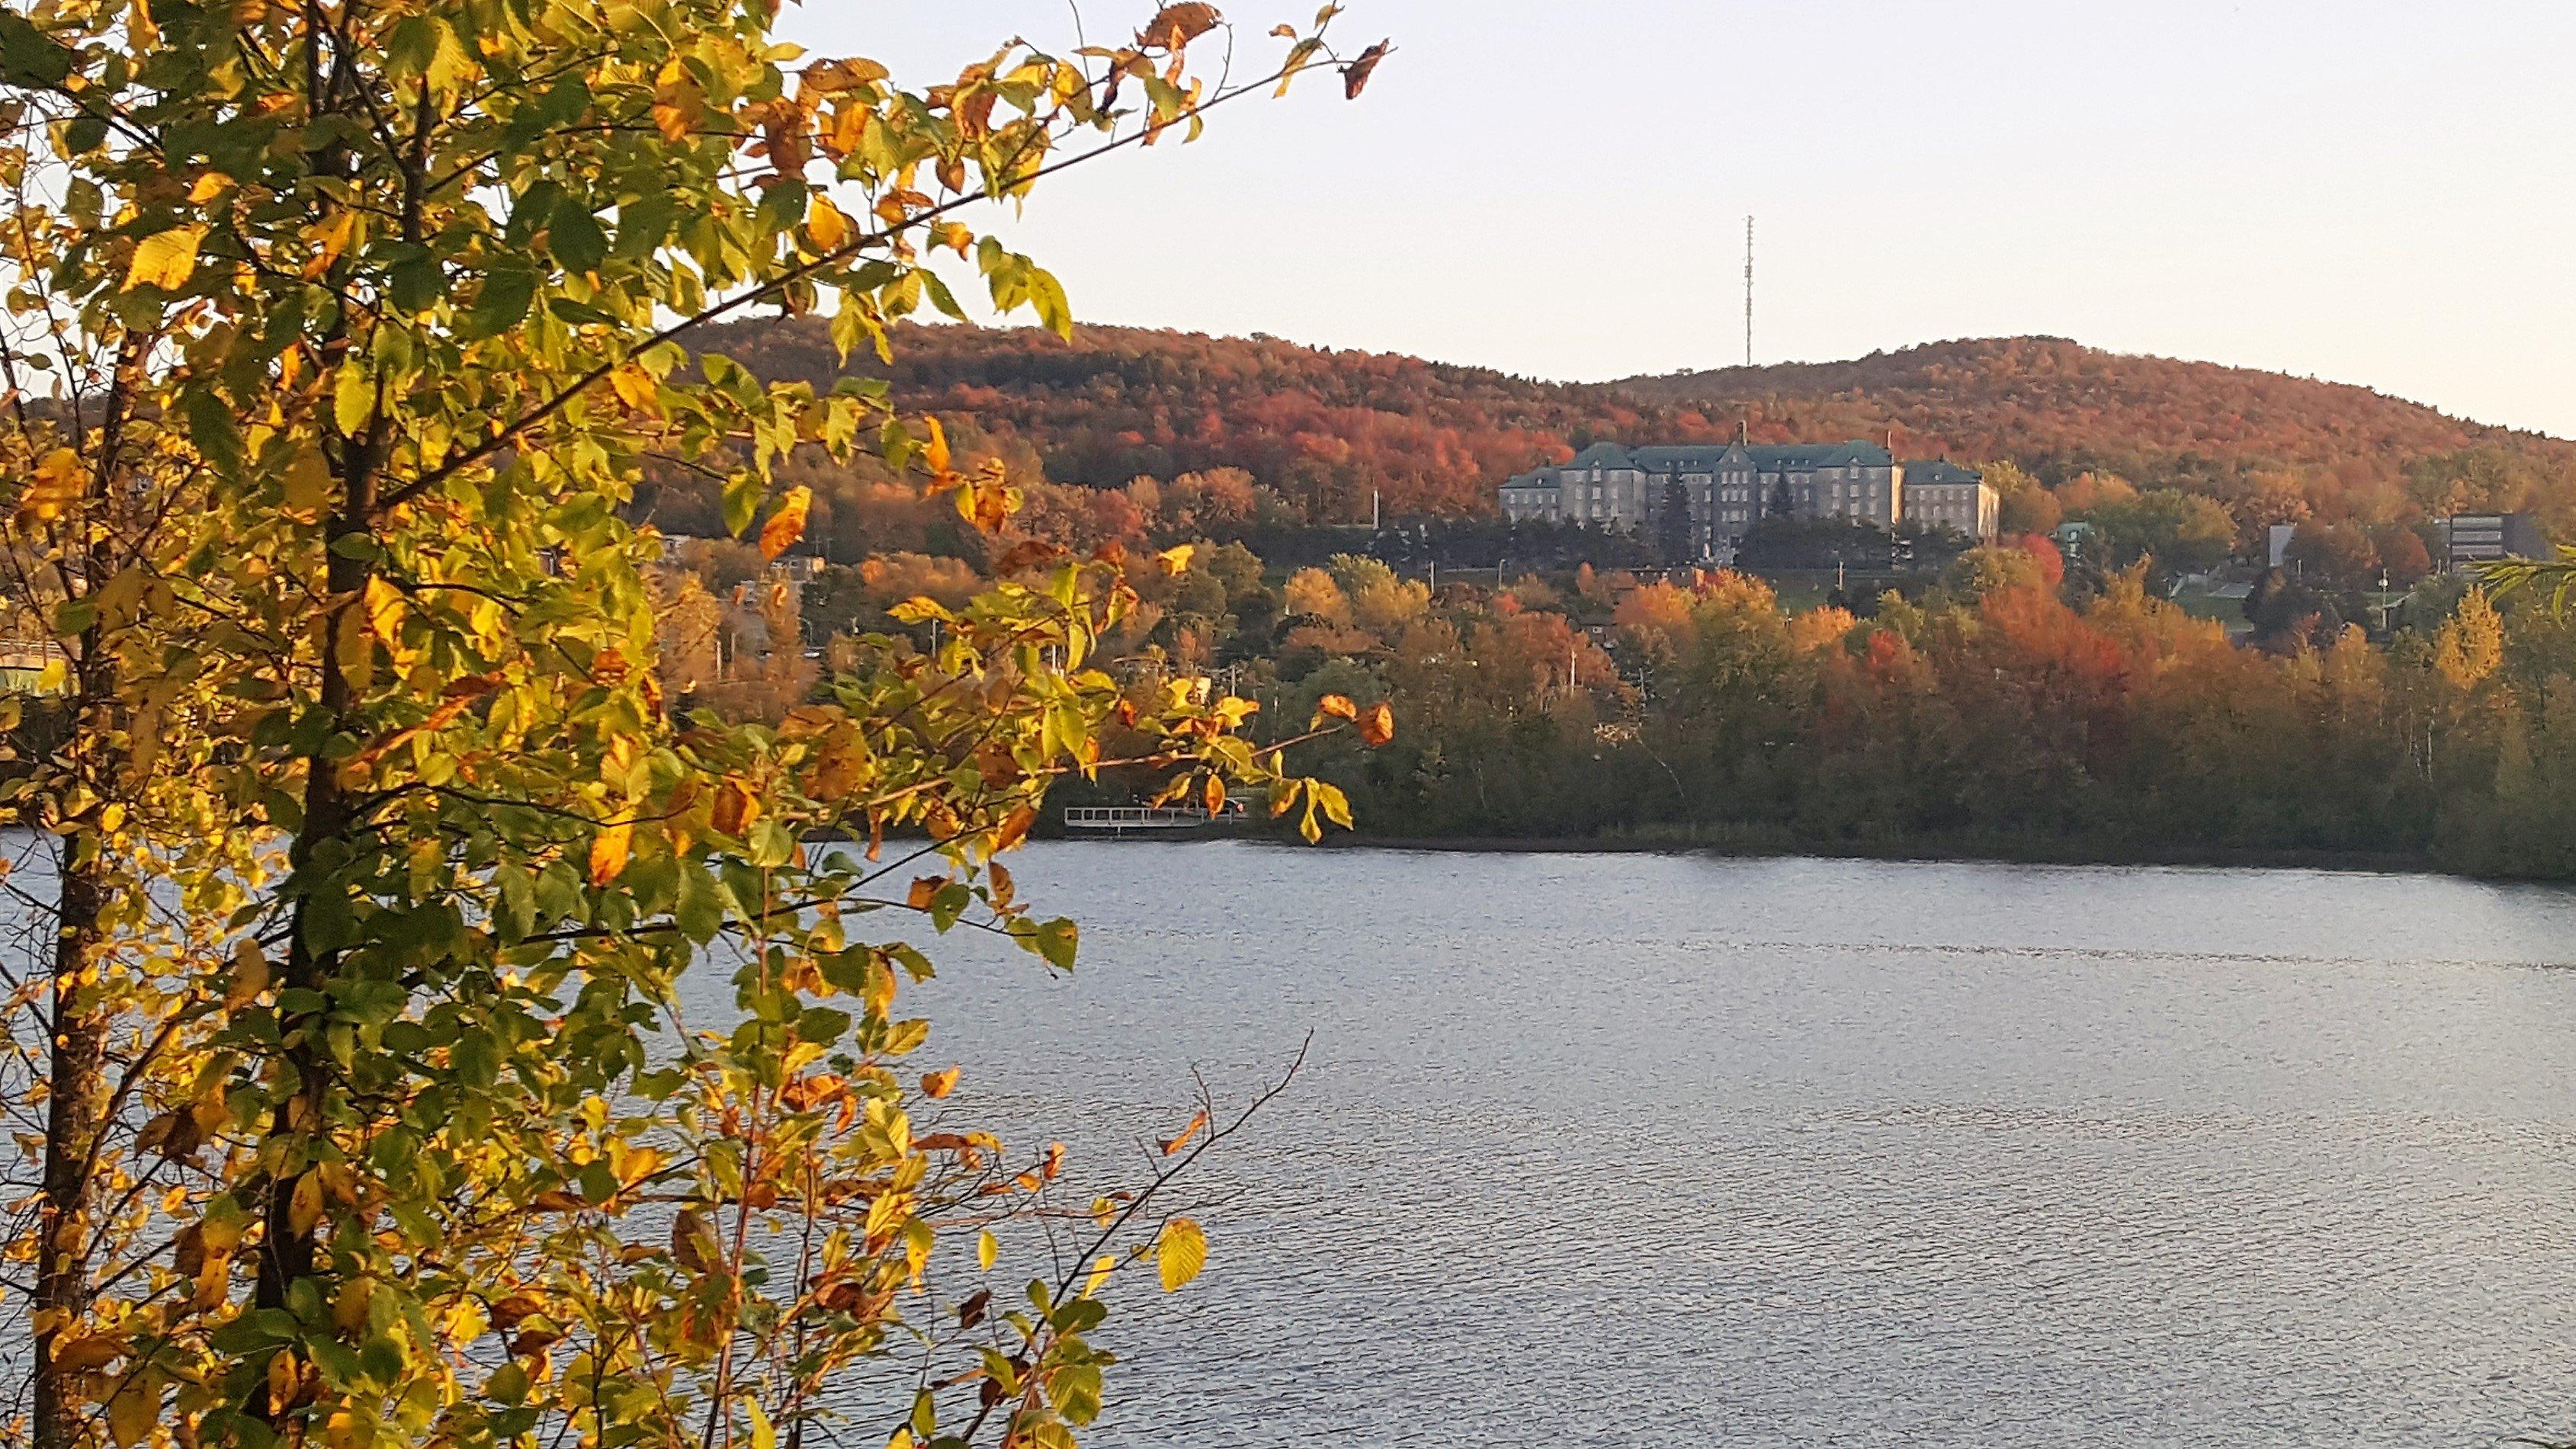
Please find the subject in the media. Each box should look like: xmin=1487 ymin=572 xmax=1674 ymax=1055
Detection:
xmin=33 ymin=857 xmax=107 ymax=1449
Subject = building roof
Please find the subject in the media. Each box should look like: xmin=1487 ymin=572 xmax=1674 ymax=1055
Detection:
xmin=1900 ymin=459 xmax=1984 ymax=487
xmin=1564 ymin=442 xmax=1637 ymax=470
xmin=1553 ymin=439 xmax=1896 ymax=474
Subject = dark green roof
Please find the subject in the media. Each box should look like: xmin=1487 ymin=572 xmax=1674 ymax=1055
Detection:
xmin=1900 ymin=460 xmax=1984 ymax=486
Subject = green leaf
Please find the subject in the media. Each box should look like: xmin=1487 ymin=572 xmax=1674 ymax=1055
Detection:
xmin=387 ymin=247 xmax=443 ymax=314
xmin=185 ymin=391 xmax=243 ymax=472
xmin=504 ymin=181 xmax=563 ymax=249
xmin=550 ymin=196 xmax=608 ymax=273
xmin=755 ymin=178 xmax=807 ymax=236
xmin=612 ymin=194 xmax=677 ymax=260
xmin=795 ymin=1007 xmax=851 ymax=1047
xmin=1034 ymin=917 xmax=1078 ymax=971
xmin=0 ymin=12 xmax=72 ymax=86
xmin=463 ymin=265 xmax=536 ymax=338
xmin=721 ymin=472 xmax=763 ymax=537
xmin=674 ymin=860 xmax=723 ymax=943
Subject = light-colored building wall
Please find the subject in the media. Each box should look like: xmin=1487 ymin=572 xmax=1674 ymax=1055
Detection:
xmin=1901 ymin=479 xmax=1998 ymax=541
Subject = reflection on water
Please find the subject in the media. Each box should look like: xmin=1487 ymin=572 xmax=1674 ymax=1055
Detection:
xmin=687 ymin=845 xmax=2576 ymax=1447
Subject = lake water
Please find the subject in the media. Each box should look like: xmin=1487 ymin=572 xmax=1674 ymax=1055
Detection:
xmin=823 ymin=843 xmax=2576 ymax=1447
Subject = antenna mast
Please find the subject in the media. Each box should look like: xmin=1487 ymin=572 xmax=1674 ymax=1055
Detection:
xmin=1743 ymin=214 xmax=1754 ymax=367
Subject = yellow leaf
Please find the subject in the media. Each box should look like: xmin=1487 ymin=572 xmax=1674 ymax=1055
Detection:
xmin=288 ymin=1172 xmax=323 ymax=1235
xmin=362 ymin=576 xmax=406 ymax=646
xmin=124 ymin=226 xmax=204 ymax=291
xmin=283 ymin=450 xmax=331 ymax=515
xmin=606 ymin=365 xmax=660 ymax=415
xmin=188 ymin=171 xmax=232 ymax=203
xmin=976 ymin=1229 xmax=997 ymax=1271
xmin=52 ymin=1333 xmax=127 ymax=1370
xmin=332 ymin=1277 xmax=374 ymax=1334
xmin=587 ymin=820 xmax=631 ymax=886
xmin=1156 ymin=1217 xmax=1206 ymax=1291
xmin=106 ymin=1370 xmax=159 ymax=1448
xmin=304 ymin=210 xmax=356 ymax=276
xmin=806 ymin=194 xmax=851 ymax=251
xmin=21 ymin=447 xmax=85 ymax=524
xmin=921 ymin=415 xmax=951 ymax=475
xmin=226 ymin=938 xmax=269 ymax=1010
xmin=267 ymin=1350 xmax=297 ymax=1415
xmin=1082 ymin=1253 xmax=1115 ymax=1298
xmin=759 ymin=486 xmax=812 ymax=560
xmin=1155 ymin=543 xmax=1195 ymax=575
xmin=652 ymin=59 xmax=704 ymax=142
xmin=919 ymin=1066 xmax=959 ymax=1099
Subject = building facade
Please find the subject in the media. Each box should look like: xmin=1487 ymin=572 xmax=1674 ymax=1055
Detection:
xmin=1898 ymin=460 xmax=1998 ymax=542
xmin=1498 ymin=442 xmax=1994 ymax=550
xmin=2442 ymin=513 xmax=2546 ymax=567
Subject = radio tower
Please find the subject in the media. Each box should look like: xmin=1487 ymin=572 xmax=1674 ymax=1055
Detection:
xmin=1742 ymin=215 xmax=1754 ymax=367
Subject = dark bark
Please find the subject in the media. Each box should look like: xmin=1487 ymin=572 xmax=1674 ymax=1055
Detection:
xmin=32 ymin=858 xmax=107 ymax=1449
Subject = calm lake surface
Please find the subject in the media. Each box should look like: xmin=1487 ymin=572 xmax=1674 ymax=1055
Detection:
xmin=803 ymin=845 xmax=2576 ymax=1447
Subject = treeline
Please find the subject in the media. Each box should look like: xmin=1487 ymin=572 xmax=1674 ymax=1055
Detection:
xmin=649 ymin=499 xmax=2576 ymax=875
xmin=1275 ymin=547 xmax=2576 ymax=876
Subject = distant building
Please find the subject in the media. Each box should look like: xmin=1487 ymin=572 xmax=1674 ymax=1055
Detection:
xmin=1898 ymin=460 xmax=1997 ymax=542
xmin=2442 ymin=513 xmax=2546 ymax=568
xmin=1498 ymin=443 xmax=1996 ymax=550
xmin=1499 ymin=440 xmax=1904 ymax=553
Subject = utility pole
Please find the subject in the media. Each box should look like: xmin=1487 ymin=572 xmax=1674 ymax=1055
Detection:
xmin=1744 ymin=214 xmax=1754 ymax=367
xmin=1371 ymin=488 xmax=1380 ymax=531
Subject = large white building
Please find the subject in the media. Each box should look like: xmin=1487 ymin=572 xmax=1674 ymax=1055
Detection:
xmin=1499 ymin=441 xmax=1996 ymax=551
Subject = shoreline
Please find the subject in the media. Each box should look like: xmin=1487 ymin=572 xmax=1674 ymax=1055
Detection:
xmin=1040 ymin=823 xmax=2574 ymax=885
xmin=1309 ymin=834 xmax=2442 ymax=876
xmin=1079 ymin=829 xmax=2547 ymax=882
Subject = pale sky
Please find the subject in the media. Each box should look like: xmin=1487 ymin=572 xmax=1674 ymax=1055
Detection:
xmin=780 ymin=2 xmax=2576 ymax=438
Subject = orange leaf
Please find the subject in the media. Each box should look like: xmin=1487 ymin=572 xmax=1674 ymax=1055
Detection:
xmin=587 ymin=821 xmax=631 ymax=886
xmin=922 ymin=415 xmax=952 ymax=475
xmin=921 ymin=1066 xmax=960 ymax=1099
xmin=712 ymin=778 xmax=759 ymax=837
xmin=1359 ymin=701 xmax=1395 ymax=747
xmin=1139 ymin=2 xmax=1221 ymax=48
xmin=906 ymin=876 xmax=945 ymax=910
xmin=1156 ymin=1109 xmax=1208 ymax=1156
xmin=759 ymin=486 xmax=812 ymax=560
xmin=1313 ymin=693 xmax=1358 ymax=725
xmin=994 ymin=803 xmax=1038 ymax=851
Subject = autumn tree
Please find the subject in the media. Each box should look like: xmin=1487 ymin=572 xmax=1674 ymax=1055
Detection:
xmin=0 ymin=4 xmax=1391 ymax=1448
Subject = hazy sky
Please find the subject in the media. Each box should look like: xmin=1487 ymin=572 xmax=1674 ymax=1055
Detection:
xmin=781 ymin=2 xmax=2576 ymax=438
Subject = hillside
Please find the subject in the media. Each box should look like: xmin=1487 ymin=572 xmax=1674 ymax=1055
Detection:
xmin=690 ymin=321 xmax=2576 ymax=532
xmin=1619 ymin=336 xmax=2576 ymax=527
xmin=696 ymin=318 xmax=1695 ymax=519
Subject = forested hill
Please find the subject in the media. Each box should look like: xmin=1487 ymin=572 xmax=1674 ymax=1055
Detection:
xmin=1619 ymin=337 xmax=2576 ymax=497
xmin=695 ymin=319 xmax=1687 ymax=519
xmin=696 ymin=321 xmax=2576 ymax=529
